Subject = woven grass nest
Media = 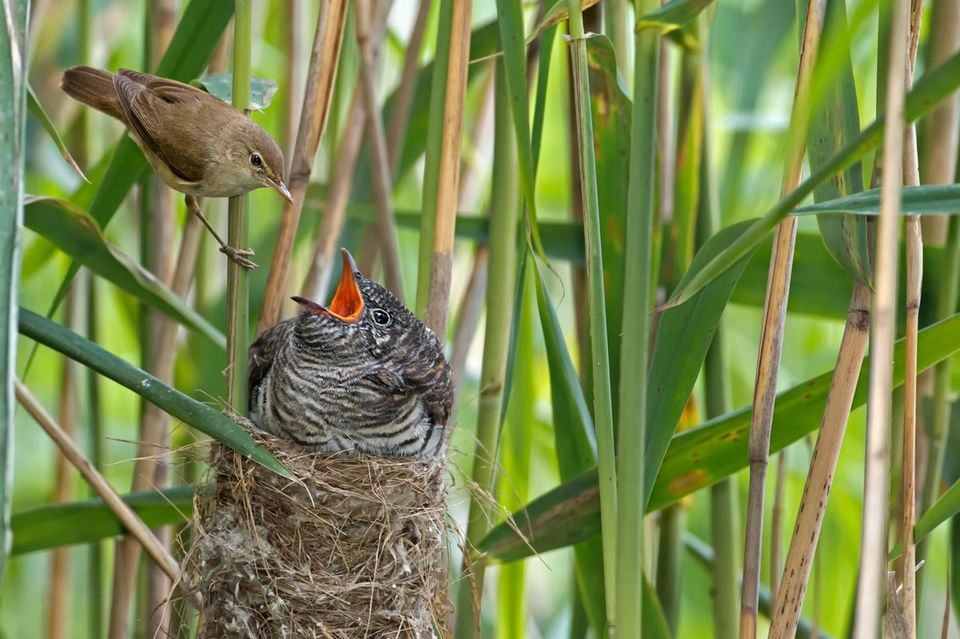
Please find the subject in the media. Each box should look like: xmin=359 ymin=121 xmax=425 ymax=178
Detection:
xmin=187 ymin=428 xmax=452 ymax=638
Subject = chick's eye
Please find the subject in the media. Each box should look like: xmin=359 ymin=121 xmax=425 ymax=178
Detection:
xmin=250 ymin=153 xmax=263 ymax=167
xmin=371 ymin=308 xmax=391 ymax=326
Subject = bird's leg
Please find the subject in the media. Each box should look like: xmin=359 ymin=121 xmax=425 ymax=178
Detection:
xmin=185 ymin=195 xmax=257 ymax=269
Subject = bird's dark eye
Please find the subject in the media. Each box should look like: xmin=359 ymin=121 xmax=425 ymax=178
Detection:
xmin=250 ymin=153 xmax=263 ymax=167
xmin=371 ymin=308 xmax=391 ymax=326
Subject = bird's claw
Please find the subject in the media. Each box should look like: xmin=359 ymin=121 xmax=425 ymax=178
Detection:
xmin=220 ymin=245 xmax=258 ymax=269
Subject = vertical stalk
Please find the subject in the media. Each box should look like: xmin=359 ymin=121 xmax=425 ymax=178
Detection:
xmin=227 ymin=1 xmax=252 ymax=411
xmin=414 ymin=0 xmax=454 ymax=319
xmin=605 ymin=0 xmax=630 ymax=77
xmin=739 ymin=3 xmax=825 ymax=636
xmin=85 ymin=275 xmax=104 ymax=639
xmin=852 ymin=0 xmax=908 ymax=634
xmin=568 ymin=0 xmax=620 ymax=628
xmin=385 ymin=0 xmax=432 ymax=175
xmin=453 ymin=62 xmax=517 ymax=639
xmin=424 ymin=0 xmax=472 ymax=335
xmin=257 ymin=0 xmax=347 ymax=333
xmin=898 ymin=3 xmax=923 ymax=632
xmin=354 ymin=0 xmax=403 ymax=299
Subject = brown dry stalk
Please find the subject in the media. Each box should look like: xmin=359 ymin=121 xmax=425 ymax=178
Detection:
xmin=300 ymin=1 xmax=394 ymax=304
xmin=109 ymin=215 xmax=203 ymax=639
xmin=852 ymin=0 xmax=908 ymax=633
xmin=738 ymin=4 xmax=826 ymax=638
xmin=15 ymin=381 xmax=183 ymax=586
xmin=385 ymin=0 xmax=433 ymax=174
xmin=450 ymin=247 xmax=490 ymax=400
xmin=354 ymin=0 xmax=404 ymax=300
xmin=921 ymin=0 xmax=960 ymax=243
xmin=301 ymin=87 xmax=367 ymax=301
xmin=282 ymin=0 xmax=305 ymax=155
xmin=767 ymin=283 xmax=870 ymax=638
xmin=257 ymin=0 xmax=347 ymax=335
xmin=897 ymin=1 xmax=924 ymax=631
xmin=48 ymin=287 xmax=78 ymax=639
xmin=770 ymin=448 xmax=787 ymax=603
xmin=424 ymin=0 xmax=474 ymax=337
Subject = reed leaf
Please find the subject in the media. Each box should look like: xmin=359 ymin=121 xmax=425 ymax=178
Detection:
xmin=667 ymin=44 xmax=960 ymax=308
xmin=24 ymin=197 xmax=225 ymax=349
xmin=479 ymin=313 xmax=960 ymax=559
xmin=11 ymin=487 xmax=196 ymax=555
xmin=0 ymin=0 xmax=28 ymax=594
xmin=794 ymin=184 xmax=960 ymax=216
xmin=26 ymin=85 xmax=88 ymax=182
xmin=18 ymin=309 xmax=287 ymax=477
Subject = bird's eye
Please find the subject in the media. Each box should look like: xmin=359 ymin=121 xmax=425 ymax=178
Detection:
xmin=250 ymin=153 xmax=263 ymax=167
xmin=371 ymin=308 xmax=391 ymax=326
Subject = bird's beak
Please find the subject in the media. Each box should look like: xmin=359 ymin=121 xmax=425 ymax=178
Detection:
xmin=271 ymin=178 xmax=293 ymax=204
xmin=292 ymin=249 xmax=363 ymax=323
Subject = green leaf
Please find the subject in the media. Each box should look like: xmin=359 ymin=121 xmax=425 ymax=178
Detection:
xmin=194 ymin=73 xmax=278 ymax=111
xmin=27 ymin=85 xmax=89 ymax=182
xmin=807 ymin=0 xmax=870 ymax=286
xmin=0 ymin=0 xmax=29 ymax=593
xmin=667 ymin=45 xmax=960 ymax=308
xmin=24 ymin=197 xmax=226 ymax=349
xmin=794 ymin=184 xmax=960 ymax=217
xmin=645 ymin=221 xmax=754 ymax=507
xmin=480 ymin=313 xmax=960 ymax=559
xmin=18 ymin=309 xmax=287 ymax=477
xmin=11 ymin=487 xmax=197 ymax=555
xmin=636 ymin=0 xmax=714 ymax=34
xmin=494 ymin=0 xmax=548 ymax=262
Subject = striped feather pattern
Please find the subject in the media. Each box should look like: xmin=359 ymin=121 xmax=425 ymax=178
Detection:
xmin=248 ymin=272 xmax=452 ymax=460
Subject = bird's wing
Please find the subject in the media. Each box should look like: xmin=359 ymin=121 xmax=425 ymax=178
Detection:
xmin=112 ymin=70 xmax=208 ymax=183
xmin=248 ymin=321 xmax=293 ymax=412
xmin=401 ymin=337 xmax=453 ymax=427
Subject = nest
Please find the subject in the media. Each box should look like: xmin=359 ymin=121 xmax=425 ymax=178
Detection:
xmin=187 ymin=430 xmax=452 ymax=638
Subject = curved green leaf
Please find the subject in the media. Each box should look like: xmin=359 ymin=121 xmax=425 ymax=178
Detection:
xmin=18 ymin=309 xmax=287 ymax=477
xmin=795 ymin=184 xmax=960 ymax=217
xmin=480 ymin=313 xmax=960 ymax=559
xmin=25 ymin=197 xmax=226 ymax=350
xmin=12 ymin=487 xmax=197 ymax=555
xmin=0 ymin=0 xmax=29 ymax=594
xmin=27 ymin=85 xmax=88 ymax=182
xmin=637 ymin=0 xmax=714 ymax=34
xmin=666 ymin=45 xmax=960 ymax=308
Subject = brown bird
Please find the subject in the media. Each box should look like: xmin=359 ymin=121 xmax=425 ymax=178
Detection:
xmin=248 ymin=250 xmax=452 ymax=459
xmin=60 ymin=66 xmax=292 ymax=269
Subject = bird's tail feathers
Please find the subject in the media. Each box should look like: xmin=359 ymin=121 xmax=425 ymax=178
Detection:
xmin=60 ymin=66 xmax=124 ymax=121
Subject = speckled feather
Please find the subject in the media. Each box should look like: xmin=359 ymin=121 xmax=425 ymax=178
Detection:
xmin=248 ymin=266 xmax=452 ymax=460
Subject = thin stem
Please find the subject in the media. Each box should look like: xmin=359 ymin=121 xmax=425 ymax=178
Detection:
xmin=453 ymin=61 xmax=517 ymax=639
xmin=227 ymin=0 xmax=252 ymax=412
xmin=739 ymin=3 xmax=826 ymax=636
xmin=852 ymin=0 xmax=908 ymax=633
xmin=257 ymin=0 xmax=348 ymax=334
xmin=568 ymin=0 xmax=620 ymax=628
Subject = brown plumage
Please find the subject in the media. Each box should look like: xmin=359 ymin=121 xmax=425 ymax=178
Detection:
xmin=61 ymin=66 xmax=291 ymax=268
xmin=248 ymin=250 xmax=453 ymax=459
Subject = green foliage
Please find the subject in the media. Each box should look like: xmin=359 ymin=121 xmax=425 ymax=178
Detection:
xmin=194 ymin=73 xmax=278 ymax=111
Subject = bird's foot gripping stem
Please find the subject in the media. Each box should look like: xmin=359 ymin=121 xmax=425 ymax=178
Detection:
xmin=220 ymin=245 xmax=257 ymax=270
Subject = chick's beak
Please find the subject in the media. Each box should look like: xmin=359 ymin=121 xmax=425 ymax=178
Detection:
xmin=291 ymin=250 xmax=363 ymax=323
xmin=271 ymin=178 xmax=293 ymax=204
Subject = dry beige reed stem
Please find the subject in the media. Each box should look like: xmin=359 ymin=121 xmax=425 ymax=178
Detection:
xmin=385 ymin=0 xmax=433 ymax=175
xmin=852 ymin=0 xmax=908 ymax=633
xmin=767 ymin=283 xmax=870 ymax=639
xmin=110 ymin=213 xmax=203 ymax=639
xmin=189 ymin=430 xmax=451 ymax=638
xmin=258 ymin=0 xmax=347 ymax=335
xmin=14 ymin=380 xmax=185 ymax=589
xmin=739 ymin=2 xmax=826 ymax=637
xmin=354 ymin=0 xmax=405 ymax=300
xmin=424 ymin=0 xmax=474 ymax=337
xmin=897 ymin=1 xmax=924 ymax=631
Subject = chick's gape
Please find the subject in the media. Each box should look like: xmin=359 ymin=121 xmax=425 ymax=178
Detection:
xmin=249 ymin=250 xmax=453 ymax=460
xmin=60 ymin=66 xmax=293 ymax=269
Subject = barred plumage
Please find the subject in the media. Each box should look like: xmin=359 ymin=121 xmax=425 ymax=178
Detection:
xmin=248 ymin=250 xmax=452 ymax=459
